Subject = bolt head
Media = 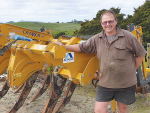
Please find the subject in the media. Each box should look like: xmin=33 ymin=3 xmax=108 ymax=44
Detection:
xmin=14 ymin=85 xmax=17 ymax=89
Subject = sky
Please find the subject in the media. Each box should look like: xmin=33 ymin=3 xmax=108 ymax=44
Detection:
xmin=0 ymin=0 xmax=146 ymax=23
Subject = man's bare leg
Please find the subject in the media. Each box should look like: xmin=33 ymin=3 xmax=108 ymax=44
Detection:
xmin=117 ymin=102 xmax=128 ymax=113
xmin=94 ymin=101 xmax=109 ymax=113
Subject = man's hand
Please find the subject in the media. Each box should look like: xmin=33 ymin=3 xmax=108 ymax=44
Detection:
xmin=135 ymin=55 xmax=145 ymax=69
xmin=54 ymin=42 xmax=64 ymax=46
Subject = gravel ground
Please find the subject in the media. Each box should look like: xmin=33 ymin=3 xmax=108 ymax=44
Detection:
xmin=0 ymin=78 xmax=150 ymax=113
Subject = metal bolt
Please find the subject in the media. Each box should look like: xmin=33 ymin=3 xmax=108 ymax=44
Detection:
xmin=89 ymin=74 xmax=91 ymax=76
xmin=9 ymin=27 xmax=11 ymax=29
xmin=83 ymin=83 xmax=85 ymax=86
xmin=89 ymin=81 xmax=91 ymax=84
xmin=82 ymin=75 xmax=85 ymax=78
xmin=14 ymin=85 xmax=17 ymax=89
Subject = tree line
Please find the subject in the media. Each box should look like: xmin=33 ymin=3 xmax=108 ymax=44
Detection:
xmin=73 ymin=0 xmax=150 ymax=48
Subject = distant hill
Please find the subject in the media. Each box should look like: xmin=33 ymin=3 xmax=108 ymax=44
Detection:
xmin=9 ymin=22 xmax=81 ymax=36
xmin=10 ymin=22 xmax=81 ymax=31
xmin=7 ymin=21 xmax=14 ymax=23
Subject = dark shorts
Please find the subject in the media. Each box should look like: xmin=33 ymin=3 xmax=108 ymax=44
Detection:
xmin=96 ymin=85 xmax=136 ymax=105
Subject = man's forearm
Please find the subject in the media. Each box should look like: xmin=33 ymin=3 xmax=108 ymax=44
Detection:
xmin=54 ymin=42 xmax=81 ymax=53
xmin=65 ymin=44 xmax=81 ymax=52
xmin=135 ymin=55 xmax=145 ymax=69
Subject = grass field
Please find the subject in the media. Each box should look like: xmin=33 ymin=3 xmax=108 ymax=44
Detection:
xmin=10 ymin=22 xmax=81 ymax=36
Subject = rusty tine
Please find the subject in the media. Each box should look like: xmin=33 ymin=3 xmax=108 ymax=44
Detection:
xmin=53 ymin=81 xmax=77 ymax=113
xmin=0 ymin=79 xmax=10 ymax=99
xmin=7 ymin=72 xmax=38 ymax=113
xmin=30 ymin=75 xmax=50 ymax=102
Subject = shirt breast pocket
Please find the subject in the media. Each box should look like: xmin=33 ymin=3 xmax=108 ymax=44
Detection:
xmin=114 ymin=44 xmax=126 ymax=60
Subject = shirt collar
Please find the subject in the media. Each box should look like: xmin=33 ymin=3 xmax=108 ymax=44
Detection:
xmin=98 ymin=25 xmax=124 ymax=38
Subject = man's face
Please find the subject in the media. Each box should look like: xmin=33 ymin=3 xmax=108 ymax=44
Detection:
xmin=101 ymin=13 xmax=117 ymax=35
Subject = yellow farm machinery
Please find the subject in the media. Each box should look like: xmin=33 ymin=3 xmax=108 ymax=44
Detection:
xmin=0 ymin=23 xmax=149 ymax=113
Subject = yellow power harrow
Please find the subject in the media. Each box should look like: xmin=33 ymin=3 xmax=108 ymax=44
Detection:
xmin=6 ymin=36 xmax=99 ymax=113
xmin=0 ymin=24 xmax=100 ymax=113
xmin=0 ymin=23 xmax=150 ymax=113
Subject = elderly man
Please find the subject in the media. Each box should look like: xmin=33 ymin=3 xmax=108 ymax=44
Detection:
xmin=56 ymin=10 xmax=146 ymax=113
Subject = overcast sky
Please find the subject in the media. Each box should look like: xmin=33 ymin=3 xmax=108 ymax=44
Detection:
xmin=0 ymin=0 xmax=146 ymax=23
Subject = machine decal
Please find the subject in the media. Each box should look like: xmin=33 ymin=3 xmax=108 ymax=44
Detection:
xmin=63 ymin=52 xmax=74 ymax=63
xmin=23 ymin=30 xmax=40 ymax=37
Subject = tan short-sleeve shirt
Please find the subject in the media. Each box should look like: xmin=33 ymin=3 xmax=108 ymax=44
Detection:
xmin=79 ymin=25 xmax=146 ymax=88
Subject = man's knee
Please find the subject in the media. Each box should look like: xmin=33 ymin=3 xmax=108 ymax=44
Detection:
xmin=94 ymin=108 xmax=108 ymax=113
xmin=117 ymin=102 xmax=128 ymax=113
xmin=94 ymin=101 xmax=109 ymax=113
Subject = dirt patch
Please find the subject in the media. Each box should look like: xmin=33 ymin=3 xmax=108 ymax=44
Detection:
xmin=0 ymin=79 xmax=150 ymax=113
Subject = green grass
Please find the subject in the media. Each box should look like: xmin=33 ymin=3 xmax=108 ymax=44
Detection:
xmin=10 ymin=22 xmax=81 ymax=36
xmin=128 ymin=93 xmax=150 ymax=113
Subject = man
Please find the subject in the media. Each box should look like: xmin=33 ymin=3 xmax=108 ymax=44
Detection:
xmin=56 ymin=10 xmax=146 ymax=113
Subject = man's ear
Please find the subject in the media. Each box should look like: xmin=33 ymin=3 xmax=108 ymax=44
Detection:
xmin=115 ymin=19 xmax=118 ymax=24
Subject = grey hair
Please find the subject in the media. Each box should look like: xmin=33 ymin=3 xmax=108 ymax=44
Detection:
xmin=100 ymin=10 xmax=117 ymax=22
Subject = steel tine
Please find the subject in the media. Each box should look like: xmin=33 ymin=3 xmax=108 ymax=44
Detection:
xmin=0 ymin=79 xmax=10 ymax=99
xmin=7 ymin=72 xmax=38 ymax=113
xmin=42 ymin=74 xmax=67 ymax=113
xmin=29 ymin=75 xmax=50 ymax=102
xmin=53 ymin=81 xmax=77 ymax=113
xmin=13 ymin=84 xmax=24 ymax=94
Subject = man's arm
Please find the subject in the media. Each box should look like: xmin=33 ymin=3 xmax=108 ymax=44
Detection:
xmin=65 ymin=44 xmax=81 ymax=52
xmin=55 ymin=42 xmax=81 ymax=52
xmin=135 ymin=55 xmax=145 ymax=69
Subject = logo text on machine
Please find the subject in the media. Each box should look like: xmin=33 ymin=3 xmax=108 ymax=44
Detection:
xmin=63 ymin=52 xmax=74 ymax=63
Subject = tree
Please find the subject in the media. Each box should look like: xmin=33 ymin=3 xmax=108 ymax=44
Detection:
xmin=74 ymin=7 xmax=126 ymax=36
xmin=74 ymin=0 xmax=150 ymax=46
xmin=131 ymin=0 xmax=150 ymax=47
xmin=53 ymin=32 xmax=65 ymax=39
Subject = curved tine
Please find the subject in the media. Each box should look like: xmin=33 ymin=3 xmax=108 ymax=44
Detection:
xmin=42 ymin=74 xmax=67 ymax=113
xmin=7 ymin=72 xmax=39 ymax=113
xmin=53 ymin=81 xmax=77 ymax=113
xmin=13 ymin=84 xmax=24 ymax=94
xmin=29 ymin=75 xmax=50 ymax=102
xmin=0 ymin=79 xmax=10 ymax=99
